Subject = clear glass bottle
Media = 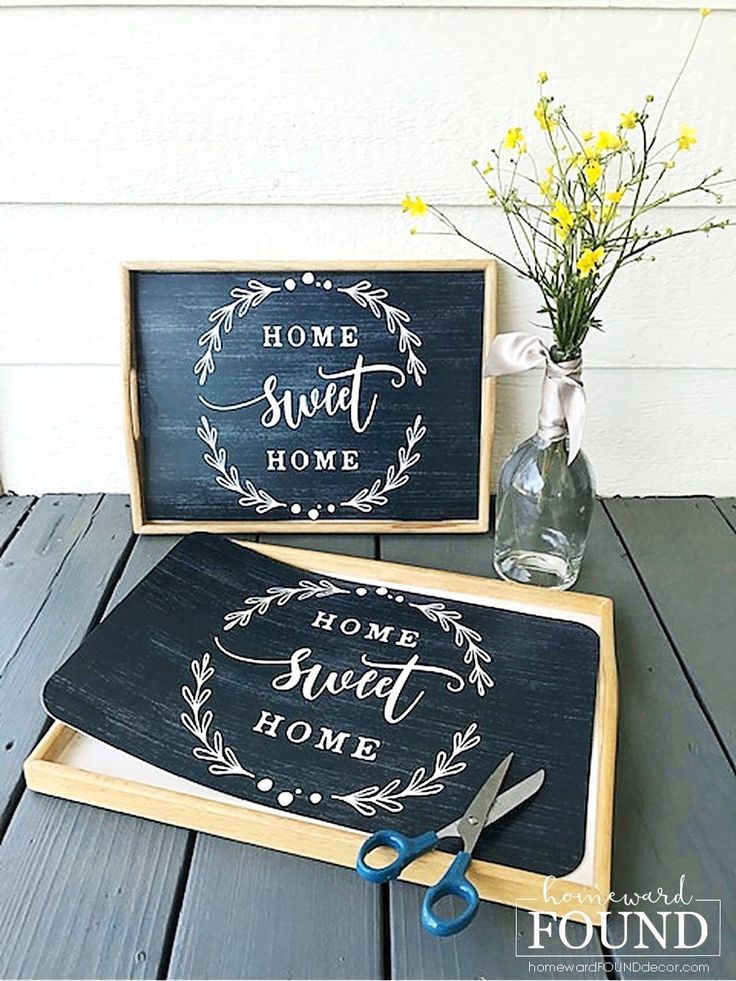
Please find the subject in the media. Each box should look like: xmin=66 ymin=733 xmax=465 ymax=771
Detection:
xmin=493 ymin=433 xmax=595 ymax=590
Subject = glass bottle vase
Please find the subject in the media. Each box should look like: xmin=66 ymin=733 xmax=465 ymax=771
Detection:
xmin=493 ymin=433 xmax=595 ymax=590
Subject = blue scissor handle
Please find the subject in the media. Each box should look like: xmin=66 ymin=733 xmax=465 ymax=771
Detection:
xmin=421 ymin=852 xmax=480 ymax=937
xmin=356 ymin=829 xmax=439 ymax=884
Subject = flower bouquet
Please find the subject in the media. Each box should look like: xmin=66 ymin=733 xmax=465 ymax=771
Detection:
xmin=404 ymin=9 xmax=730 ymax=588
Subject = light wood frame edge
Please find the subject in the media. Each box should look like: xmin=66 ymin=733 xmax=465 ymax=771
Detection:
xmin=121 ymin=260 xmax=497 ymax=535
xmin=25 ymin=543 xmax=616 ymax=924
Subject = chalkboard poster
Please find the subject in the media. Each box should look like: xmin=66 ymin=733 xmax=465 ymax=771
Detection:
xmin=123 ymin=261 xmax=495 ymax=534
xmin=44 ymin=534 xmax=602 ymax=878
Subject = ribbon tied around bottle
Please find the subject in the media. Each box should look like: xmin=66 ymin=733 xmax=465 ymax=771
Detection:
xmin=484 ymin=332 xmax=586 ymax=464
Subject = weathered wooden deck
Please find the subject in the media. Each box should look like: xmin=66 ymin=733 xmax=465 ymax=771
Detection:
xmin=0 ymin=494 xmax=734 ymax=980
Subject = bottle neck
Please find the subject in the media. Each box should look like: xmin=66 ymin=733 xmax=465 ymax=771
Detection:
xmin=536 ymin=356 xmax=583 ymax=443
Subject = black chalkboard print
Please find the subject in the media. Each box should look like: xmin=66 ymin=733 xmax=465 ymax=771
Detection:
xmin=123 ymin=262 xmax=494 ymax=533
xmin=44 ymin=535 xmax=600 ymax=877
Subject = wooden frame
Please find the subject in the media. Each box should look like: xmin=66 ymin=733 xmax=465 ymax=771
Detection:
xmin=26 ymin=542 xmax=617 ymax=924
xmin=122 ymin=260 xmax=496 ymax=535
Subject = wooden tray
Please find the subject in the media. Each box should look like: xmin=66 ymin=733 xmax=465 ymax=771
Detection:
xmin=26 ymin=543 xmax=617 ymax=923
xmin=123 ymin=260 xmax=495 ymax=535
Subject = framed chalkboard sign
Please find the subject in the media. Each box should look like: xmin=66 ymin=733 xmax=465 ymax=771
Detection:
xmin=123 ymin=261 xmax=495 ymax=534
xmin=29 ymin=538 xmax=617 ymax=920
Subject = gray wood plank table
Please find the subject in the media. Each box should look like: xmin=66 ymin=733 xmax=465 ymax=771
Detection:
xmin=0 ymin=494 xmax=733 ymax=980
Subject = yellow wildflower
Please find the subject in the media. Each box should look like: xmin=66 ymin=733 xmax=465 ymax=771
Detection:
xmin=596 ymin=130 xmax=623 ymax=152
xmin=487 ymin=188 xmax=497 ymax=199
xmin=620 ymin=110 xmax=638 ymax=130
xmin=577 ymin=246 xmax=605 ymax=278
xmin=538 ymin=70 xmax=549 ymax=84
xmin=582 ymin=131 xmax=594 ymax=142
xmin=664 ymin=159 xmax=676 ymax=170
xmin=503 ymin=127 xmax=526 ymax=151
xmin=539 ymin=176 xmax=554 ymax=197
xmin=482 ymin=162 xmax=494 ymax=175
xmin=582 ymin=202 xmax=598 ymax=220
xmin=605 ymin=187 xmax=626 ymax=204
xmin=570 ymin=144 xmax=599 ymax=167
xmin=534 ymin=99 xmax=557 ymax=132
xmin=550 ymin=199 xmax=574 ymax=238
xmin=678 ymin=124 xmax=697 ymax=150
xmin=584 ymin=159 xmax=603 ymax=186
xmin=699 ymin=7 xmax=711 ymax=16
xmin=401 ymin=195 xmax=427 ymax=217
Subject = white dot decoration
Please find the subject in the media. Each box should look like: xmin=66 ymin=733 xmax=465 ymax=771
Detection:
xmin=277 ymin=791 xmax=294 ymax=808
xmin=284 ymin=278 xmax=296 ymax=291
xmin=301 ymin=271 xmax=315 ymax=285
xmin=376 ymin=586 xmax=388 ymax=596
xmin=356 ymin=587 xmax=367 ymax=596
xmin=308 ymin=508 xmax=319 ymax=521
xmin=309 ymin=793 xmax=323 ymax=805
xmin=290 ymin=503 xmax=302 ymax=515
xmin=257 ymin=778 xmax=273 ymax=793
xmin=327 ymin=504 xmax=336 ymax=513
xmin=395 ymin=594 xmax=405 ymax=603
xmin=295 ymin=788 xmax=302 ymax=795
xmin=323 ymin=279 xmax=333 ymax=290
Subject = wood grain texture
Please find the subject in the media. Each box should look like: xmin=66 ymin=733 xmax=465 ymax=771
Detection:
xmin=380 ymin=517 xmax=606 ymax=977
xmin=3 ymin=364 xmax=735 ymax=497
xmin=0 ymin=495 xmax=34 ymax=551
xmin=1 ymin=530 xmax=194 ymax=981
xmin=605 ymin=497 xmax=736 ymax=765
xmin=2 ymin=204 xmax=734 ymax=371
xmin=1 ymin=6 xmax=733 ymax=206
xmin=167 ymin=837 xmax=383 ymax=980
xmin=576 ymin=505 xmax=736 ymax=975
xmin=0 ymin=494 xmax=132 ymax=827
xmin=0 ymin=793 xmax=188 ymax=981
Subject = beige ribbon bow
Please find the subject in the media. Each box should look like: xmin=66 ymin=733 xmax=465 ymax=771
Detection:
xmin=484 ymin=332 xmax=586 ymax=464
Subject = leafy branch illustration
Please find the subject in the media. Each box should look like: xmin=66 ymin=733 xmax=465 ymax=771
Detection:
xmin=223 ymin=578 xmax=350 ymax=630
xmin=409 ymin=601 xmax=494 ymax=696
xmin=180 ymin=653 xmax=254 ymax=777
xmin=337 ymin=280 xmax=427 ymax=387
xmin=194 ymin=279 xmax=281 ymax=384
xmin=332 ymin=723 xmax=481 ymax=817
xmin=340 ymin=414 xmax=427 ymax=513
xmin=197 ymin=415 xmax=286 ymax=513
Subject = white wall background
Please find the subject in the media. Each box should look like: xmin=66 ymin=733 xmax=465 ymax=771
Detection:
xmin=1 ymin=0 xmax=735 ymax=496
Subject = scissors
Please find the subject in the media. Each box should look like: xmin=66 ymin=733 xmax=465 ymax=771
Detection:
xmin=356 ymin=753 xmax=545 ymax=937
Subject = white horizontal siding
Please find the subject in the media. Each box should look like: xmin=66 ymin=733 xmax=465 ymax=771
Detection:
xmin=1 ymin=6 xmax=734 ymax=205
xmin=1 ymin=365 xmax=733 ymax=496
xmin=1 ymin=204 xmax=734 ymax=369
xmin=1 ymin=2 xmax=734 ymax=495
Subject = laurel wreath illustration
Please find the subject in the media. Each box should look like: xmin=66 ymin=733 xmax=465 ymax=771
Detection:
xmin=336 ymin=280 xmax=427 ymax=387
xmin=409 ymin=601 xmax=494 ymax=696
xmin=339 ymin=414 xmax=426 ymax=513
xmin=221 ymin=578 xmax=350 ymax=631
xmin=196 ymin=415 xmax=286 ymax=514
xmin=192 ymin=275 xmax=429 ymax=515
xmin=332 ymin=723 xmax=481 ymax=817
xmin=180 ymin=653 xmax=254 ymax=777
xmin=194 ymin=280 xmax=281 ymax=385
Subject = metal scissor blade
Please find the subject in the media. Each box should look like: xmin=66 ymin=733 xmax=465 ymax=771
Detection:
xmin=453 ymin=752 xmax=514 ymax=853
xmin=484 ymin=769 xmax=546 ymax=827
